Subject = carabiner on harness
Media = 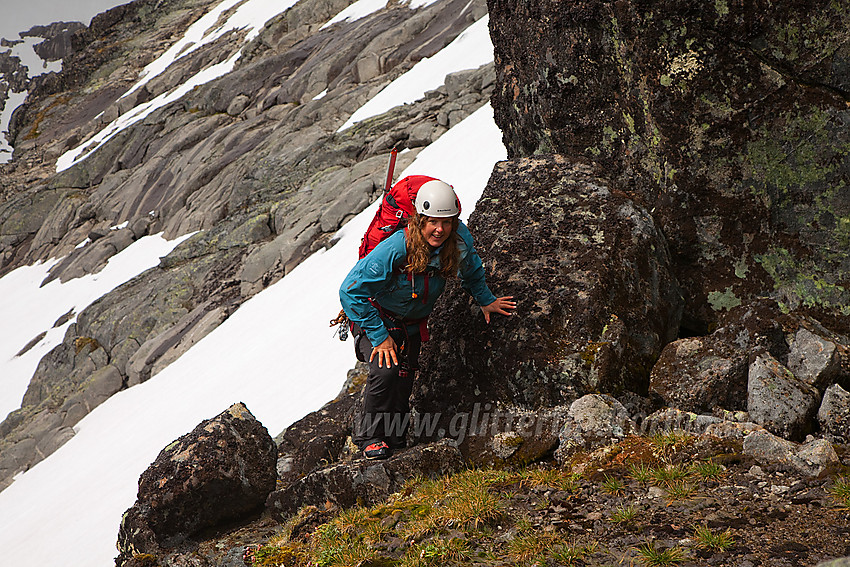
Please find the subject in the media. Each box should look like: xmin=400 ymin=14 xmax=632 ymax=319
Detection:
xmin=329 ymin=310 xmax=350 ymax=341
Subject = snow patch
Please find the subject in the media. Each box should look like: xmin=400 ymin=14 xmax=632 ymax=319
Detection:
xmin=0 ymin=232 xmax=195 ymax=422
xmin=0 ymin=89 xmax=28 ymax=163
xmin=321 ymin=0 xmax=388 ymax=29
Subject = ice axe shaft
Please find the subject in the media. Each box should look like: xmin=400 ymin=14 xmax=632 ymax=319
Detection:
xmin=384 ymin=147 xmax=398 ymax=192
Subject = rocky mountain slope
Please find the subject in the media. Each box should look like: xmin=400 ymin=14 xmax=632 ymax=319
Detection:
xmin=0 ymin=0 xmax=849 ymax=565
xmin=0 ymin=0 xmax=493 ymax=492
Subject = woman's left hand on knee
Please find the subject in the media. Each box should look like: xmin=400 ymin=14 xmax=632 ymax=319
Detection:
xmin=370 ymin=335 xmax=399 ymax=368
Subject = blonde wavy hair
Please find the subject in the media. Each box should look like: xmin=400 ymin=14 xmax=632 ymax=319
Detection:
xmin=405 ymin=212 xmax=460 ymax=278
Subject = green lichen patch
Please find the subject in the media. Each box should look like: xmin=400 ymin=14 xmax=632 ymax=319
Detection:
xmin=744 ymin=107 xmax=838 ymax=200
xmin=707 ymin=287 xmax=742 ymax=311
xmin=756 ymin=248 xmax=850 ymax=316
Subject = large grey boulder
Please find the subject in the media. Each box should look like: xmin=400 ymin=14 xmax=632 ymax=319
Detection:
xmin=649 ymin=337 xmax=748 ymax=414
xmin=116 ymin=403 xmax=277 ymax=565
xmin=742 ymin=429 xmax=839 ymax=477
xmin=266 ymin=440 xmax=464 ymax=521
xmin=787 ymin=327 xmax=841 ymax=392
xmin=417 ymin=156 xmax=683 ymax=449
xmin=747 ymin=353 xmax=820 ymax=441
xmin=818 ymin=384 xmax=850 ymax=442
xmin=554 ymin=394 xmax=635 ymax=463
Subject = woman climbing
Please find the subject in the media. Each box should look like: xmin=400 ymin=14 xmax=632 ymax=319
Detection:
xmin=339 ymin=178 xmax=516 ymax=460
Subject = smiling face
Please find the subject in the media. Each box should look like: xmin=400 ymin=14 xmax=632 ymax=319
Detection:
xmin=421 ymin=216 xmax=454 ymax=248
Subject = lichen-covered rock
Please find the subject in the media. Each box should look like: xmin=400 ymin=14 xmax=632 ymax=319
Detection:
xmin=116 ymin=403 xmax=277 ymax=564
xmin=554 ymin=394 xmax=635 ymax=463
xmin=265 ymin=440 xmax=464 ymax=521
xmin=465 ymin=405 xmax=568 ymax=466
xmin=649 ymin=337 xmax=748 ymax=414
xmin=487 ymin=0 xmax=850 ymax=336
xmin=637 ymin=407 xmax=765 ymax=441
xmin=649 ymin=299 xmax=798 ymax=413
xmin=703 ymin=420 xmax=766 ymax=441
xmin=747 ymin=353 xmax=821 ymax=440
xmin=787 ymin=327 xmax=841 ymax=392
xmin=274 ymin=365 xmax=363 ymax=487
xmin=818 ymin=384 xmax=850 ymax=443
xmin=639 ymin=408 xmax=722 ymax=436
xmin=416 ymin=155 xmax=682 ymax=446
xmin=742 ymin=429 xmax=839 ymax=477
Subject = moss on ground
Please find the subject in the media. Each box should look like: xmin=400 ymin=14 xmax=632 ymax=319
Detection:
xmin=240 ymin=435 xmax=850 ymax=567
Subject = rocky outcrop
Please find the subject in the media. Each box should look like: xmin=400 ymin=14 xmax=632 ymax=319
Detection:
xmin=743 ymin=430 xmax=840 ymax=478
xmin=487 ymin=0 xmax=850 ymax=337
xmin=554 ymin=394 xmax=635 ymax=462
xmin=266 ymin=440 xmax=464 ymax=521
xmin=22 ymin=22 xmax=86 ymax=62
xmin=116 ymin=403 xmax=277 ymax=565
xmin=415 ymin=154 xmax=682 ymax=451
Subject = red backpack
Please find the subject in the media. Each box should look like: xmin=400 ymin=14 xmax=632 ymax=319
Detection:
xmin=331 ymin=153 xmax=445 ymax=341
xmin=358 ymin=174 xmax=438 ymax=258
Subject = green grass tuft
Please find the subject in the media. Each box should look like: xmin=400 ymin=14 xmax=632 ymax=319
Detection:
xmin=628 ymin=462 xmax=654 ymax=483
xmin=829 ymin=476 xmax=850 ymax=507
xmin=693 ymin=525 xmax=735 ymax=552
xmin=635 ymin=540 xmax=687 ymax=566
xmin=690 ymin=460 xmax=726 ymax=480
xmin=664 ymin=480 xmax=697 ymax=501
xmin=650 ymin=463 xmax=689 ymax=485
xmin=601 ymin=474 xmax=626 ymax=495
xmin=609 ymin=504 xmax=638 ymax=524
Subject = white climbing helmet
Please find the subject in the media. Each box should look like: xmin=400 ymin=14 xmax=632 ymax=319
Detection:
xmin=414 ymin=179 xmax=460 ymax=217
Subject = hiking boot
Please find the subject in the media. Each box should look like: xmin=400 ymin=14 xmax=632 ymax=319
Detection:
xmin=363 ymin=441 xmax=390 ymax=460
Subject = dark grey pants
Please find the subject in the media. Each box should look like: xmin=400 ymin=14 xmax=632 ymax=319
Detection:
xmin=353 ymin=328 xmax=421 ymax=450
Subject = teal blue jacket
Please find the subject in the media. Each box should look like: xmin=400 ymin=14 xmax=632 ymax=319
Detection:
xmin=340 ymin=221 xmax=497 ymax=347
